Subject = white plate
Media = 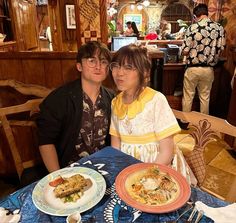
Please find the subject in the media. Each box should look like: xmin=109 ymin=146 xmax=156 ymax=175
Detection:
xmin=32 ymin=167 xmax=106 ymax=216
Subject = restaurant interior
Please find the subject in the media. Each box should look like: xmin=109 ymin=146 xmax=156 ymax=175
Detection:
xmin=0 ymin=0 xmax=236 ymax=210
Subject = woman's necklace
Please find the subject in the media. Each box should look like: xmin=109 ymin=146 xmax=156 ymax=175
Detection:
xmin=122 ymin=95 xmax=134 ymax=135
xmin=123 ymin=115 xmax=133 ymax=135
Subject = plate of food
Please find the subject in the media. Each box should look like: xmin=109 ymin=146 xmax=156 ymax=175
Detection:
xmin=115 ymin=163 xmax=190 ymax=213
xmin=32 ymin=167 xmax=106 ymax=216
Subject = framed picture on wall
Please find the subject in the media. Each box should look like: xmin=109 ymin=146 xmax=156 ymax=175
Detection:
xmin=65 ymin=4 xmax=76 ymax=29
xmin=123 ymin=14 xmax=142 ymax=31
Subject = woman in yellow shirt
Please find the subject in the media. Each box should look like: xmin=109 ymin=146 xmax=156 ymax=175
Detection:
xmin=109 ymin=44 xmax=180 ymax=165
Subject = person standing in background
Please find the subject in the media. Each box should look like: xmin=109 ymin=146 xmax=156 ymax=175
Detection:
xmin=181 ymin=3 xmax=225 ymax=115
xmin=160 ymin=19 xmax=171 ymax=39
xmin=124 ymin=21 xmax=134 ymax=36
xmin=131 ymin=21 xmax=139 ymax=37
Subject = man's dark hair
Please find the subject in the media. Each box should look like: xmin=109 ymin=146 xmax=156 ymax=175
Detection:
xmin=76 ymin=41 xmax=111 ymax=63
xmin=126 ymin=21 xmax=132 ymax=25
xmin=193 ymin=4 xmax=208 ymax=17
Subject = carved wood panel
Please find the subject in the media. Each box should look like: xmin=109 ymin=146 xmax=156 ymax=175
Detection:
xmin=74 ymin=0 xmax=108 ymax=46
xmin=10 ymin=0 xmax=39 ymax=51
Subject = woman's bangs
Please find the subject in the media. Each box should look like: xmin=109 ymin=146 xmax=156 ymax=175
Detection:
xmin=118 ymin=47 xmax=136 ymax=66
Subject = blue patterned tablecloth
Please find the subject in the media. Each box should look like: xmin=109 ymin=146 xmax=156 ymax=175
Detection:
xmin=0 ymin=147 xmax=228 ymax=223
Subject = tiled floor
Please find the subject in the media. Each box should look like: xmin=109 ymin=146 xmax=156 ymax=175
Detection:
xmin=174 ymin=131 xmax=236 ymax=203
xmin=201 ymin=142 xmax=236 ymax=203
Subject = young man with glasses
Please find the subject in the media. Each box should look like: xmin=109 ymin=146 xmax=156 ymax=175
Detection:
xmin=181 ymin=4 xmax=225 ymax=115
xmin=37 ymin=41 xmax=114 ymax=173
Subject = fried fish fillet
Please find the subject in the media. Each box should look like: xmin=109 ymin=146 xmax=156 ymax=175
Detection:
xmin=53 ymin=174 xmax=92 ymax=198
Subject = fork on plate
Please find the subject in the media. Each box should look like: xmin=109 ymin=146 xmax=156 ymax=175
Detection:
xmin=186 ymin=206 xmax=204 ymax=223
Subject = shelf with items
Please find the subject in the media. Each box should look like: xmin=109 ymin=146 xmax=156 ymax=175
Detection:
xmin=0 ymin=0 xmax=14 ymax=42
xmin=0 ymin=41 xmax=17 ymax=51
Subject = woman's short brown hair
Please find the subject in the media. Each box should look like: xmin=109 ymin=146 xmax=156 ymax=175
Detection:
xmin=111 ymin=44 xmax=151 ymax=91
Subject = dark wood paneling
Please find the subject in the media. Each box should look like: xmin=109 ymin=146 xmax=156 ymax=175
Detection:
xmin=0 ymin=59 xmax=23 ymax=80
xmin=162 ymin=63 xmax=185 ymax=95
xmin=44 ymin=60 xmax=64 ymax=88
xmin=100 ymin=0 xmax=108 ymax=44
xmin=0 ymin=51 xmax=230 ymax=119
xmin=0 ymin=51 xmax=78 ymax=88
xmin=22 ymin=60 xmax=45 ymax=85
xmin=0 ymin=51 xmax=113 ymax=89
xmin=61 ymin=59 xmax=78 ymax=83
xmin=0 ymin=41 xmax=17 ymax=51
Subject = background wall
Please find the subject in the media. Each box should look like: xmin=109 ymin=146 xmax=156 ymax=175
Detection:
xmin=114 ymin=1 xmax=193 ymax=34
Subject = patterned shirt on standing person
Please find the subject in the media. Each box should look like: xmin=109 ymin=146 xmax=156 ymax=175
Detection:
xmin=182 ymin=18 xmax=225 ymax=67
xmin=181 ymin=3 xmax=225 ymax=115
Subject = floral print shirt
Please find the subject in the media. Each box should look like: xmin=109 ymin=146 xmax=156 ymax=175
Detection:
xmin=182 ymin=18 xmax=225 ymax=67
xmin=73 ymin=92 xmax=109 ymax=161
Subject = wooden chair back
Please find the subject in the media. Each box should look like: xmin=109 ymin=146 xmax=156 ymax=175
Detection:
xmin=173 ymin=109 xmax=236 ymax=137
xmin=173 ymin=109 xmax=236 ymax=201
xmin=0 ymin=79 xmax=52 ymax=100
xmin=0 ymin=99 xmax=44 ymax=179
xmin=0 ymin=79 xmax=52 ymax=179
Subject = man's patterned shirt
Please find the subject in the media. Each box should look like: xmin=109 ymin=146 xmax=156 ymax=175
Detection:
xmin=182 ymin=18 xmax=225 ymax=67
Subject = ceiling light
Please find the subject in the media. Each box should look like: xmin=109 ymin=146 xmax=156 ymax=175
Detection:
xmin=137 ymin=4 xmax=143 ymax=10
xmin=130 ymin=4 xmax=135 ymax=10
xmin=143 ymin=0 xmax=150 ymax=7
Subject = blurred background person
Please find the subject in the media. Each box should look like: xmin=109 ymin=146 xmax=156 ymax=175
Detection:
xmin=131 ymin=21 xmax=139 ymax=37
xmin=160 ymin=19 xmax=171 ymax=39
xmin=124 ymin=21 xmax=134 ymax=36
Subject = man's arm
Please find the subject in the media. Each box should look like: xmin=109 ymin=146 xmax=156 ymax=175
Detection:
xmin=155 ymin=136 xmax=174 ymax=166
xmin=39 ymin=144 xmax=60 ymax=172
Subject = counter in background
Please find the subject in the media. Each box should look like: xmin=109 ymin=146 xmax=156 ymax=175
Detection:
xmin=162 ymin=59 xmax=229 ymax=119
xmin=0 ymin=41 xmax=17 ymax=52
xmin=137 ymin=39 xmax=183 ymax=48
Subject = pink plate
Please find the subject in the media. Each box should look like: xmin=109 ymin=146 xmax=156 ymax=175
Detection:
xmin=115 ymin=163 xmax=191 ymax=213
